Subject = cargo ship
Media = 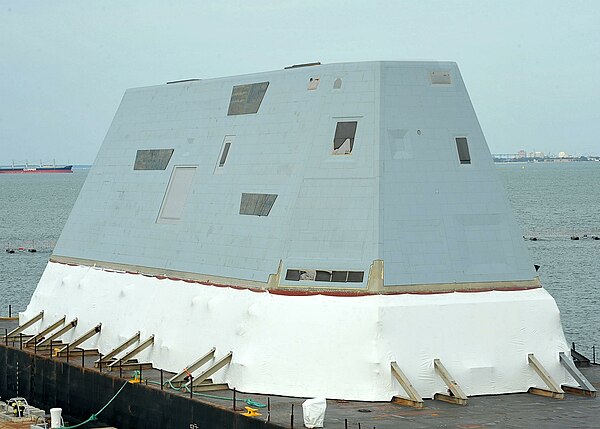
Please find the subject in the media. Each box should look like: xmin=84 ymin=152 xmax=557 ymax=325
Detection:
xmin=0 ymin=161 xmax=73 ymax=174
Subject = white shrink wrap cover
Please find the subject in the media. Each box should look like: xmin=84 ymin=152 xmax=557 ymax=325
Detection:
xmin=302 ymin=398 xmax=326 ymax=428
xmin=22 ymin=262 xmax=575 ymax=401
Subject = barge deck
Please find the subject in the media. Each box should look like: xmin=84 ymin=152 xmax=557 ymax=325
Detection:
xmin=1 ymin=319 xmax=598 ymax=429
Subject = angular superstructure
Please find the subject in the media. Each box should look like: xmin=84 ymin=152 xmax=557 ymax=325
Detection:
xmin=23 ymin=62 xmax=575 ymax=401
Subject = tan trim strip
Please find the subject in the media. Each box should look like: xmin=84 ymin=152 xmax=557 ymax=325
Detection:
xmin=51 ymin=255 xmax=268 ymax=289
xmin=50 ymin=254 xmax=541 ymax=296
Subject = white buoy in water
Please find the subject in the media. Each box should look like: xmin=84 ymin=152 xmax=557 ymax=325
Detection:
xmin=50 ymin=407 xmax=63 ymax=428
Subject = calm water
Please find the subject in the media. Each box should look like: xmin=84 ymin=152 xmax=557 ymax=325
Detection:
xmin=0 ymin=172 xmax=87 ymax=314
xmin=498 ymin=162 xmax=600 ymax=355
xmin=0 ymin=163 xmax=598 ymax=353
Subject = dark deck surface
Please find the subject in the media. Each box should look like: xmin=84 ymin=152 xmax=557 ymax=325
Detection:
xmin=2 ymin=318 xmax=599 ymax=428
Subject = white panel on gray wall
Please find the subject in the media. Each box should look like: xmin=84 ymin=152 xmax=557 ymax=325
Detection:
xmin=157 ymin=166 xmax=197 ymax=223
xmin=430 ymin=71 xmax=452 ymax=84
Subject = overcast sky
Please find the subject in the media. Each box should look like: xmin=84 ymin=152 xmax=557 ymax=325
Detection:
xmin=1 ymin=0 xmax=599 ymax=165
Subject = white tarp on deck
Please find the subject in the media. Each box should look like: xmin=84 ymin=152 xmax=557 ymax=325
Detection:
xmin=22 ymin=262 xmax=574 ymax=401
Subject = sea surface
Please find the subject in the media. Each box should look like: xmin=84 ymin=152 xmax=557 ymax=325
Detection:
xmin=498 ymin=161 xmax=600 ymax=357
xmin=0 ymin=163 xmax=599 ymax=356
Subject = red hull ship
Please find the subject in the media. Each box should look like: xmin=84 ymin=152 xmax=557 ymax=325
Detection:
xmin=0 ymin=164 xmax=73 ymax=174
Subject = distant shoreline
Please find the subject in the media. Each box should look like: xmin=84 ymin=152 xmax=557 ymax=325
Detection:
xmin=494 ymin=157 xmax=599 ymax=164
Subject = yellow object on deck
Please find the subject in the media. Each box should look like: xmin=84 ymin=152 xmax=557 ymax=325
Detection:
xmin=241 ymin=406 xmax=261 ymax=417
xmin=128 ymin=370 xmax=143 ymax=384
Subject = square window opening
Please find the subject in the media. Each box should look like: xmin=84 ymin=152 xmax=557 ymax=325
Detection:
xmin=331 ymin=271 xmax=349 ymax=282
xmin=285 ymin=270 xmax=301 ymax=281
xmin=315 ymin=270 xmax=332 ymax=282
xmin=347 ymin=271 xmax=365 ymax=282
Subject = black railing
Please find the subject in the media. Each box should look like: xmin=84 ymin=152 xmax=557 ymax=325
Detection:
xmin=571 ymin=342 xmax=597 ymax=365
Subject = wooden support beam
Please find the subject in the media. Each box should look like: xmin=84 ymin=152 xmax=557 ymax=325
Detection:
xmin=96 ymin=331 xmax=140 ymax=366
xmin=38 ymin=318 xmax=78 ymax=346
xmin=528 ymin=387 xmax=564 ymax=399
xmin=390 ymin=361 xmax=424 ymax=409
xmin=24 ymin=316 xmax=65 ymax=346
xmin=562 ymin=385 xmax=597 ymax=398
xmin=169 ymin=348 xmax=216 ymax=386
xmin=558 ymin=351 xmax=596 ymax=398
xmin=6 ymin=311 xmax=44 ymax=337
xmin=108 ymin=335 xmax=154 ymax=368
xmin=184 ymin=351 xmax=233 ymax=389
xmin=58 ymin=323 xmax=102 ymax=356
xmin=433 ymin=359 xmax=468 ymax=406
xmin=528 ymin=354 xmax=563 ymax=392
xmin=527 ymin=353 xmax=564 ymax=399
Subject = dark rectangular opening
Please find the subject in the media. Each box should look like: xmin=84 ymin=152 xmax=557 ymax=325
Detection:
xmin=333 ymin=121 xmax=358 ymax=155
xmin=455 ymin=137 xmax=471 ymax=164
xmin=284 ymin=268 xmax=365 ymax=284
xmin=331 ymin=271 xmax=348 ymax=282
xmin=285 ymin=270 xmax=301 ymax=281
xmin=239 ymin=193 xmax=278 ymax=216
xmin=219 ymin=142 xmax=231 ymax=167
xmin=134 ymin=149 xmax=174 ymax=170
xmin=228 ymin=82 xmax=269 ymax=115
xmin=347 ymin=271 xmax=365 ymax=283
xmin=315 ymin=270 xmax=332 ymax=282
